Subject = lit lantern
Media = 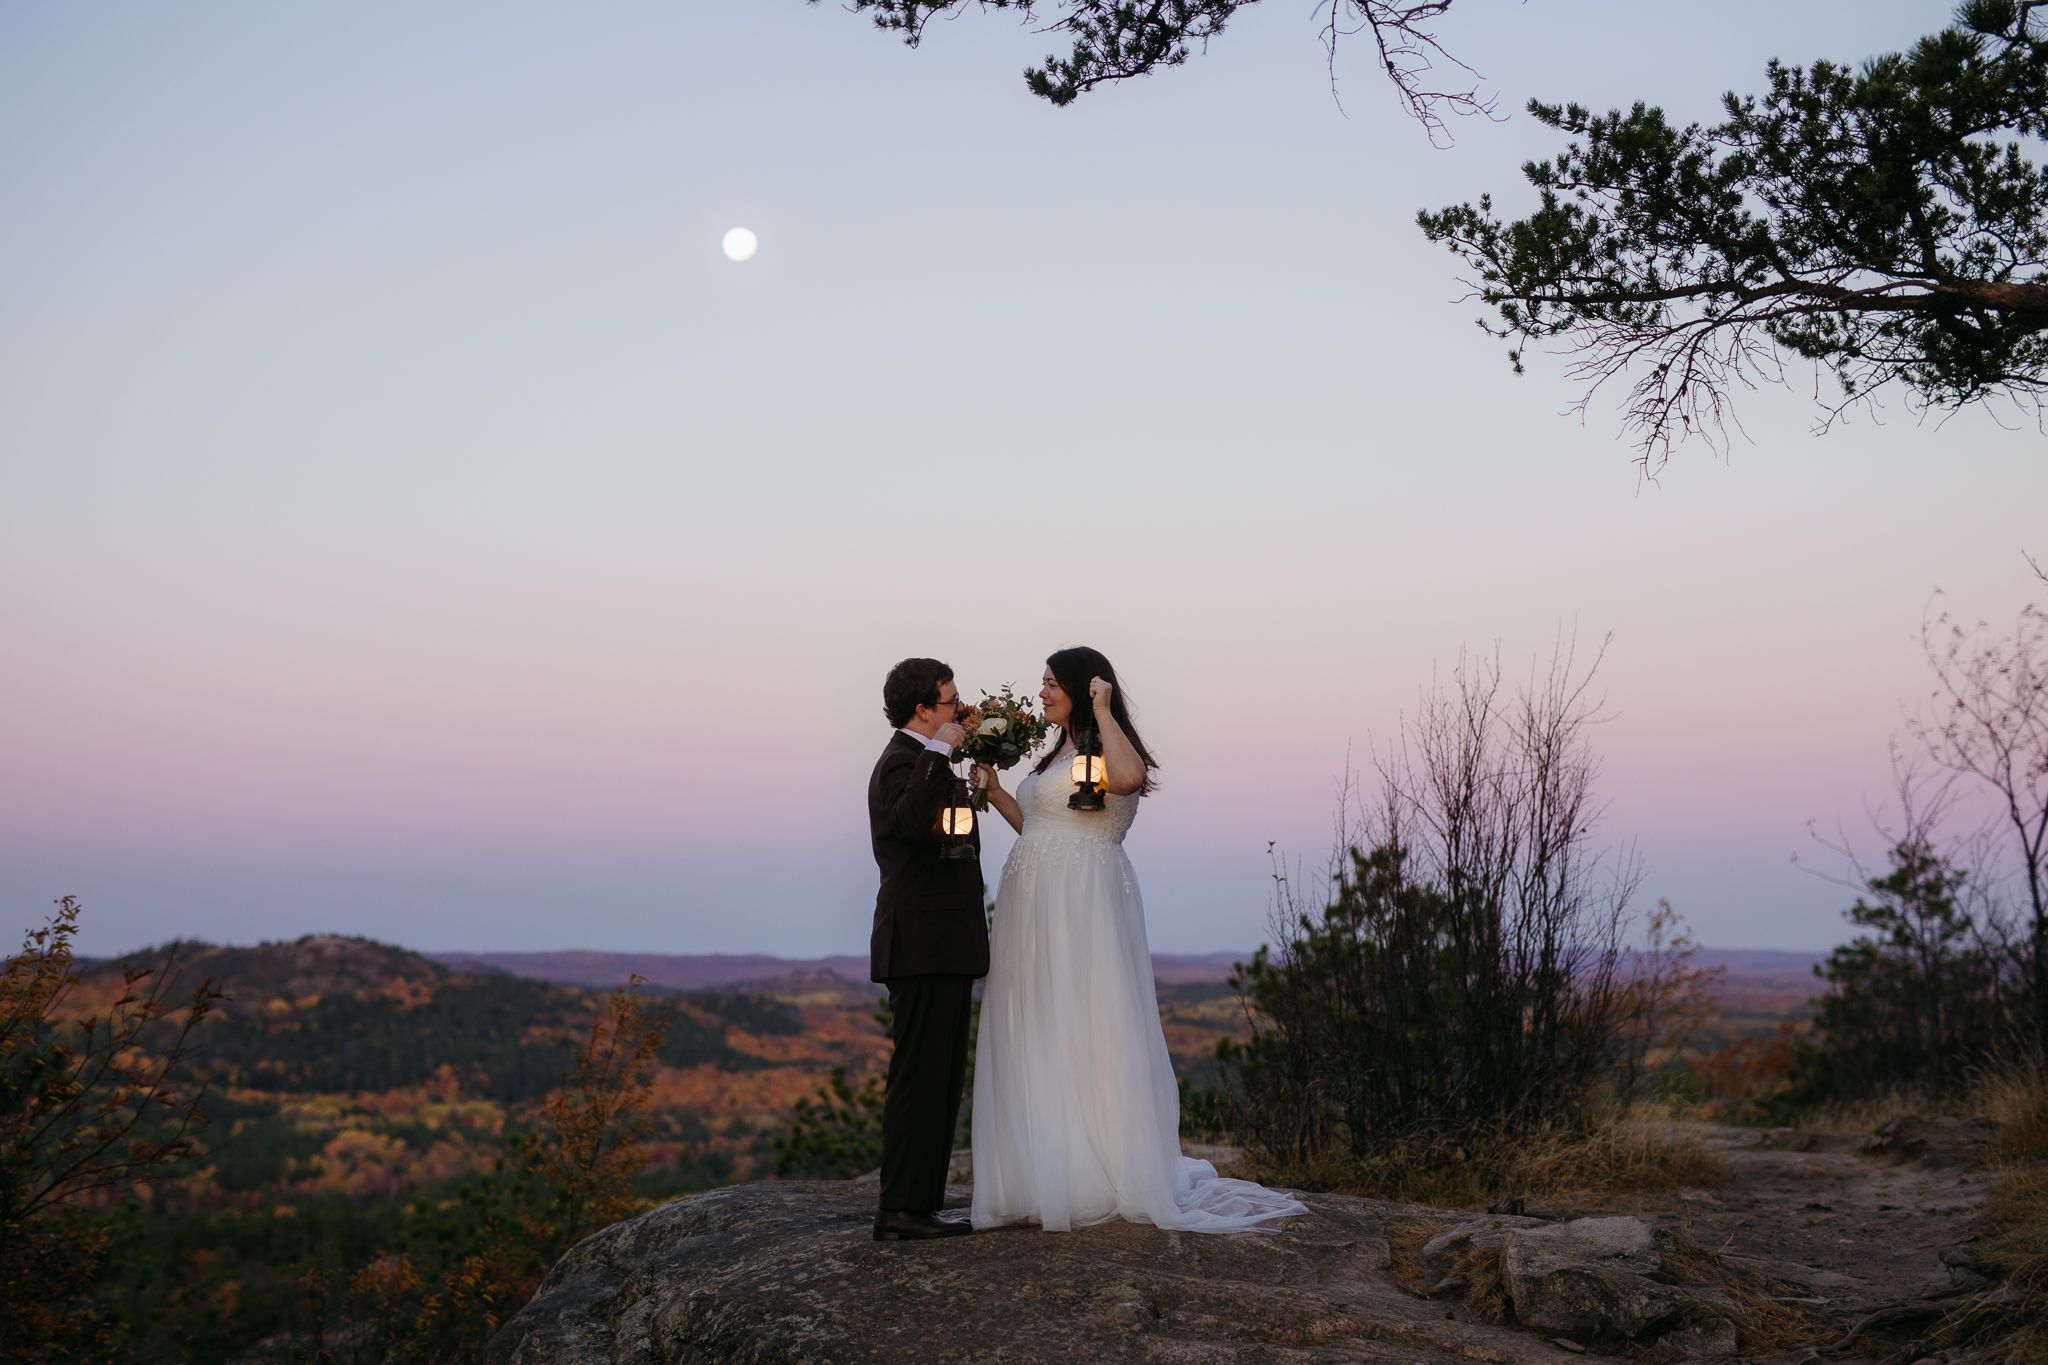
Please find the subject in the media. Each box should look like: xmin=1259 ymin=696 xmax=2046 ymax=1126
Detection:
xmin=938 ymin=776 xmax=978 ymax=859
xmin=1067 ymin=727 xmax=1107 ymax=811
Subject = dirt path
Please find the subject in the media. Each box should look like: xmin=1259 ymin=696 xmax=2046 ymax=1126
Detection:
xmin=1584 ymin=1121 xmax=1999 ymax=1349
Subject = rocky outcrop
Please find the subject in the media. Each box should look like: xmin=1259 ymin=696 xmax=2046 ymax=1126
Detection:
xmin=487 ymin=1181 xmax=1752 ymax=1365
xmin=1498 ymin=1218 xmax=1690 ymax=1341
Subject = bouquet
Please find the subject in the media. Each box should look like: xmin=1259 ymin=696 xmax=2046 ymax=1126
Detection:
xmin=955 ymin=686 xmax=1051 ymax=808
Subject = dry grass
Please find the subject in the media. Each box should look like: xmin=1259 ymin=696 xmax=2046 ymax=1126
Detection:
xmin=1977 ymin=1056 xmax=2048 ymax=1164
xmin=1263 ymin=1116 xmax=1734 ymax=1210
xmin=1383 ymin=1220 xmax=1513 ymax=1324
xmin=1933 ymin=1059 xmax=2048 ymax=1365
xmin=1492 ymin=1122 xmax=1735 ymax=1200
xmin=1792 ymin=1056 xmax=2048 ymax=1152
xmin=1947 ymin=1163 xmax=2048 ymax=1365
xmin=1791 ymin=1087 xmax=1940 ymax=1136
xmin=1450 ymin=1240 xmax=1512 ymax=1323
xmin=1657 ymin=1229 xmax=1836 ymax=1356
xmin=1383 ymin=1222 xmax=1452 ymax=1296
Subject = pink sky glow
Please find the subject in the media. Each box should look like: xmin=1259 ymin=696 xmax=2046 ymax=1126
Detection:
xmin=3 ymin=0 xmax=2042 ymax=960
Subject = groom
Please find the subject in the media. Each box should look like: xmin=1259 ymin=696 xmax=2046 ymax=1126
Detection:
xmin=867 ymin=657 xmax=986 ymax=1241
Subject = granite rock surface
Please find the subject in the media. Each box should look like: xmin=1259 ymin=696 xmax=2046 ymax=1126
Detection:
xmin=485 ymin=1179 xmax=1620 ymax=1365
xmin=1499 ymin=1218 xmax=1691 ymax=1341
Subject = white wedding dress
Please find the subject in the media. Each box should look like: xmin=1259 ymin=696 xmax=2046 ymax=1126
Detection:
xmin=969 ymin=758 xmax=1308 ymax=1233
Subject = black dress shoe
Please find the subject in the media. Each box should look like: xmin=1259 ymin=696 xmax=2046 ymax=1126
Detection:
xmin=873 ymin=1209 xmax=973 ymax=1241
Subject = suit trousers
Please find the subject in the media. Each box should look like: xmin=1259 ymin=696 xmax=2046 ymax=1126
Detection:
xmin=879 ymin=973 xmax=975 ymax=1213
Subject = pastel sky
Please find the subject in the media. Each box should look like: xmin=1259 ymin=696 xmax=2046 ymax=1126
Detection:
xmin=3 ymin=1 xmax=2042 ymax=961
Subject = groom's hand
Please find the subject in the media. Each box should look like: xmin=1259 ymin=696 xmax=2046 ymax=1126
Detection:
xmin=936 ymin=721 xmax=967 ymax=749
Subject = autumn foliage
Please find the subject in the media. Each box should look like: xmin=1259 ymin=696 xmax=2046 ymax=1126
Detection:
xmin=338 ymin=977 xmax=668 ymax=1362
xmin=1611 ymin=900 xmax=1724 ymax=1103
xmin=1690 ymin=1022 xmax=1800 ymax=1122
xmin=1 ymin=897 xmax=221 ymax=1363
xmin=1 ymin=895 xmax=678 ymax=1365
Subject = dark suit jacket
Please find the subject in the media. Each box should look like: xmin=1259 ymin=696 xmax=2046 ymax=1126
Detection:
xmin=868 ymin=731 xmax=988 ymax=982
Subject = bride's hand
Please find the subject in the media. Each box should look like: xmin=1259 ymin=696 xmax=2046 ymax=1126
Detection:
xmin=977 ymin=763 xmax=1002 ymax=791
xmin=1089 ymin=676 xmax=1113 ymax=711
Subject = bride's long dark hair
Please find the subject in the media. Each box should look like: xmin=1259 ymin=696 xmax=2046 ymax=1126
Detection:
xmin=1032 ymin=646 xmax=1158 ymax=795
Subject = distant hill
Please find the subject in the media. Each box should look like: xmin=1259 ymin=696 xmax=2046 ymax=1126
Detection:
xmin=428 ymin=946 xmax=1827 ymax=994
xmin=74 ymin=935 xmax=805 ymax=1102
xmin=61 ymin=934 xmax=852 ymax=1205
xmin=1151 ymin=952 xmax=1250 ymax=983
xmin=425 ymin=950 xmax=873 ymax=990
xmin=1688 ymin=948 xmax=1828 ymax=1020
xmin=427 ymin=948 xmax=1259 ymax=989
xmin=1694 ymin=948 xmax=1827 ymax=975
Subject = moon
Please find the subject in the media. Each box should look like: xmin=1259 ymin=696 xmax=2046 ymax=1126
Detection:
xmin=722 ymin=227 xmax=758 ymax=262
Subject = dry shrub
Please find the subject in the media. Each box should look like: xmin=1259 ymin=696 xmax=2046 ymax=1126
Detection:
xmin=1219 ymin=647 xmax=1638 ymax=1185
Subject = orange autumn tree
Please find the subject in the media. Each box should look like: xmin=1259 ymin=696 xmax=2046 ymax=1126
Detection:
xmin=1612 ymin=901 xmax=1724 ymax=1103
xmin=0 ymin=897 xmax=221 ymax=1364
xmin=533 ymin=975 xmax=667 ymax=1243
xmin=1692 ymin=1021 xmax=1800 ymax=1121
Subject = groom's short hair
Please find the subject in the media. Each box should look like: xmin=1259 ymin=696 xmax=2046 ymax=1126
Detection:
xmin=884 ymin=658 xmax=954 ymax=728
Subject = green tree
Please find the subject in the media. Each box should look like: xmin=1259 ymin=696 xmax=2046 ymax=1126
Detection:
xmin=1804 ymin=838 xmax=2011 ymax=1099
xmin=775 ymin=995 xmax=892 ymax=1181
xmin=1217 ymin=838 xmax=1624 ymax=1186
xmin=1211 ymin=643 xmax=1633 ymax=1191
xmin=774 ymin=1065 xmax=887 ymax=1181
xmin=1419 ymin=1 xmax=2048 ymax=468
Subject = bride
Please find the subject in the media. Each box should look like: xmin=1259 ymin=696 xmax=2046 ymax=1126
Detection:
xmin=968 ymin=646 xmax=1306 ymax=1234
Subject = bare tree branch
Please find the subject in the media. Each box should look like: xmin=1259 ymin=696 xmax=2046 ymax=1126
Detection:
xmin=1420 ymin=7 xmax=2048 ymax=469
xmin=819 ymin=0 xmax=1500 ymax=136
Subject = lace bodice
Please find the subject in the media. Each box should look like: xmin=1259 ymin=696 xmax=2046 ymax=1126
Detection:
xmin=1013 ymin=756 xmax=1139 ymax=846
